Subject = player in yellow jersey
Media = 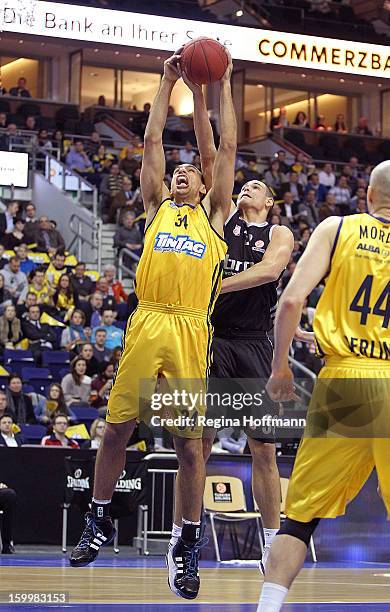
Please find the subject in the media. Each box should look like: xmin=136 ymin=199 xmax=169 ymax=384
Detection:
xmin=256 ymin=159 xmax=390 ymax=611
xmin=70 ymin=50 xmax=237 ymax=600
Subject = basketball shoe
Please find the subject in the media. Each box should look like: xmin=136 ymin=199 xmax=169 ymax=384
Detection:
xmin=166 ymin=535 xmax=208 ymax=599
xmin=69 ymin=511 xmax=116 ymax=567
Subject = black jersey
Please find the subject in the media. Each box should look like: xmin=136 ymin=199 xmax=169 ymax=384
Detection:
xmin=211 ymin=210 xmax=278 ymax=333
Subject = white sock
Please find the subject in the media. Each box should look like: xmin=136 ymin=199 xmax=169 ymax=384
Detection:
xmin=92 ymin=498 xmax=110 ymax=505
xmin=169 ymin=523 xmax=182 ymax=547
xmin=257 ymin=582 xmax=288 ymax=612
xmin=182 ymin=518 xmax=201 ymax=525
xmin=263 ymin=528 xmax=279 ymax=549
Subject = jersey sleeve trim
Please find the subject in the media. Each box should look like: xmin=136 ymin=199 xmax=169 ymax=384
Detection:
xmin=144 ymin=198 xmax=171 ymax=235
xmin=329 ymin=217 xmax=344 ymax=264
xmin=200 ymin=203 xmax=228 ymax=246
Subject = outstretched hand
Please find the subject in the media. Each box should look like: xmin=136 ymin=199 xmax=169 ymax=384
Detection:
xmin=163 ymin=53 xmax=181 ymax=83
xmin=266 ymin=367 xmax=300 ymax=403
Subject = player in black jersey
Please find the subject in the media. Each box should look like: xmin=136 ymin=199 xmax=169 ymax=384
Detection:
xmin=169 ymin=72 xmax=294 ymax=573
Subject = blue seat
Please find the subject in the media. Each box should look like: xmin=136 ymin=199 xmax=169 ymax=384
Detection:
xmin=42 ymin=351 xmax=70 ymax=366
xmin=19 ymin=423 xmax=46 ymax=444
xmin=48 ymin=364 xmax=69 ymax=383
xmin=0 ymin=376 xmax=9 ymax=390
xmin=4 ymin=349 xmax=33 ymax=362
xmin=27 ymin=380 xmax=51 ymax=395
xmin=21 ymin=367 xmax=52 ymax=380
xmin=59 ymin=367 xmax=71 ymax=380
xmin=70 ymin=405 xmax=98 ymax=427
xmin=22 ymin=384 xmax=35 ymax=394
xmin=3 ymin=349 xmax=34 ymax=374
xmin=4 ymin=360 xmax=27 ymax=377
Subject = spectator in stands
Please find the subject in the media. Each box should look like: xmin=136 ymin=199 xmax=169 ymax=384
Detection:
xmin=70 ymin=262 xmax=95 ymax=304
xmin=350 ymin=187 xmax=367 ymax=212
xmin=276 ymin=150 xmax=290 ymax=175
xmin=78 ymin=342 xmax=100 ymax=377
xmin=6 ymin=374 xmax=36 ymax=425
xmin=3 ymin=217 xmax=25 ymax=251
xmin=80 ymin=291 xmax=104 ymax=327
xmin=279 ymin=192 xmax=300 ymax=226
xmin=15 ymin=291 xmax=36 ymax=319
xmin=97 ymin=95 xmax=106 ymax=106
xmin=318 ymin=162 xmax=336 ymax=189
xmin=0 ymin=273 xmax=13 ymax=315
xmin=0 ymin=414 xmax=24 ymax=447
xmin=52 ymin=273 xmax=75 ymax=320
xmin=91 ymin=144 xmax=116 ymax=178
xmin=0 ymin=304 xmax=22 ymax=349
xmin=334 ymin=113 xmax=348 ymax=134
xmin=352 ymin=198 xmax=367 ymax=214
xmin=100 ymin=163 xmax=123 ymax=218
xmin=329 ymin=175 xmax=351 ymax=213
xmin=52 ymin=129 xmax=69 ymax=159
xmin=114 ymin=211 xmax=143 ymax=260
xmin=179 ymin=141 xmax=195 ymax=164
xmin=165 ymin=148 xmax=181 ymax=177
xmin=82 ymin=418 xmax=106 ymax=449
xmin=41 ymin=413 xmax=79 ymax=448
xmin=86 ymin=131 xmax=102 ymax=157
xmin=20 ymin=267 xmax=50 ymax=305
xmin=264 ymin=160 xmax=285 ymax=194
xmin=35 ymin=129 xmax=52 ymax=152
xmin=22 ymin=203 xmax=39 ymax=243
xmin=35 ymin=216 xmax=65 ymax=253
xmin=304 ymin=173 xmax=327 ymax=203
xmin=91 ymin=309 xmax=123 ymax=351
xmin=119 ymin=150 xmax=140 ymax=177
xmin=0 ymin=412 xmax=24 ymax=448
xmin=21 ymin=304 xmax=56 ymax=358
xmin=61 ymin=308 xmax=87 ymax=351
xmin=45 ymin=383 xmax=75 ymax=421
xmin=61 ymin=357 xmax=91 ymax=407
xmin=94 ymin=277 xmax=117 ymax=312
xmin=342 ymin=164 xmax=358 ymax=194
xmin=103 ymin=264 xmax=127 ymax=304
xmin=9 ymin=77 xmax=31 ymax=98
xmin=108 ymin=175 xmax=139 ymax=223
xmin=45 ymin=251 xmax=67 ymax=290
xmin=281 ymin=171 xmax=304 ymax=203
xmin=14 ymin=244 xmax=35 ymax=277
xmin=314 ymin=115 xmax=329 ymax=131
xmin=298 ymin=194 xmax=318 ymax=229
xmin=0 ymin=392 xmax=7 ymax=419
xmin=348 ymin=156 xmax=360 ymax=178
xmin=0 ymin=123 xmax=24 ymax=152
xmin=0 ymin=201 xmax=19 ymax=236
xmin=290 ymin=153 xmax=309 ymax=184
xmin=120 ymin=135 xmax=144 ymax=160
xmin=319 ymin=192 xmax=338 ymax=222
xmin=0 ymin=113 xmax=6 ymax=129
xmin=165 ymin=106 xmax=193 ymax=143
xmin=24 ymin=115 xmax=36 ymax=131
xmin=110 ymin=346 xmax=122 ymax=370
xmin=292 ymin=111 xmax=309 ymax=128
xmin=65 ymin=140 xmax=93 ymax=176
xmin=0 ymin=245 xmax=7 ymax=270
xmin=2 ymin=257 xmax=28 ymax=302
xmin=270 ymin=107 xmax=288 ymax=131
xmin=92 ymin=328 xmax=110 ymax=363
xmin=241 ymin=159 xmax=262 ymax=183
xmin=354 ymin=116 xmax=373 ymax=136
xmin=90 ymin=360 xmax=115 ymax=412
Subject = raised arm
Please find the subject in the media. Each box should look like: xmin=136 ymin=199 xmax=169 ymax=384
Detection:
xmin=220 ymin=225 xmax=294 ymax=294
xmin=266 ymin=216 xmax=341 ymax=401
xmin=141 ymin=54 xmax=179 ymax=223
xmin=203 ymin=51 xmax=237 ymax=234
xmin=180 ymin=72 xmax=216 ymax=192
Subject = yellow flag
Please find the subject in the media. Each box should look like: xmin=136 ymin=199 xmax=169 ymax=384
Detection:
xmin=0 ymin=365 xmax=9 ymax=376
xmin=40 ymin=312 xmax=66 ymax=327
xmin=66 ymin=424 xmax=90 ymax=440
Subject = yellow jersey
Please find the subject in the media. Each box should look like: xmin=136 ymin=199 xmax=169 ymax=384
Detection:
xmin=135 ymin=198 xmax=227 ymax=313
xmin=314 ymin=213 xmax=390 ymax=361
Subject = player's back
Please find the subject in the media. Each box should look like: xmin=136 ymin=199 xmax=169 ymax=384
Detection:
xmin=314 ymin=213 xmax=390 ymax=362
xmin=135 ymin=198 xmax=227 ymax=314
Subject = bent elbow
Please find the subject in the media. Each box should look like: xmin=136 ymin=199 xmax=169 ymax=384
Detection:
xmin=281 ymin=295 xmax=304 ymax=310
xmin=144 ymin=133 xmax=162 ymax=146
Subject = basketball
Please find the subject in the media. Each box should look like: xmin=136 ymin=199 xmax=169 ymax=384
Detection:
xmin=180 ymin=37 xmax=228 ymax=85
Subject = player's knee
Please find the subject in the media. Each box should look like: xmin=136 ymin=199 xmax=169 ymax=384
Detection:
xmin=250 ymin=440 xmax=276 ymax=469
xmin=202 ymin=433 xmax=215 ymax=462
xmin=279 ymin=517 xmax=320 ymax=547
xmin=175 ymin=438 xmax=203 ymax=469
xmin=104 ymin=420 xmax=136 ymax=447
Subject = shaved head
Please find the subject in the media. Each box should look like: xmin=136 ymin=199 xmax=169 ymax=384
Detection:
xmin=368 ymin=160 xmax=390 ymax=211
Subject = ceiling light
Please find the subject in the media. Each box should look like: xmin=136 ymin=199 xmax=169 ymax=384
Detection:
xmin=358 ymin=81 xmax=364 ymax=85
xmin=19 ymin=39 xmax=23 ymax=43
xmin=301 ymin=73 xmax=306 ymax=78
xmin=40 ymin=42 xmax=45 ymax=47
xmin=157 ymin=56 xmax=161 ymax=60
xmin=257 ymin=84 xmax=263 ymax=88
xmin=236 ymin=9 xmax=243 ymax=16
xmin=136 ymin=53 xmax=141 ymax=58
xmin=339 ymin=78 xmax=344 ymax=83
xmin=114 ymin=51 xmax=119 ymax=55
xmin=94 ymin=48 xmax=99 ymax=53
xmin=378 ymin=83 xmax=383 ymax=88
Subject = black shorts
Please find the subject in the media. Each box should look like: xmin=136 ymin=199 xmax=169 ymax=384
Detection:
xmin=206 ymin=330 xmax=277 ymax=441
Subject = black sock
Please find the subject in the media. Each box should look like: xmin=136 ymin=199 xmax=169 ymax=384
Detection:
xmin=181 ymin=521 xmax=201 ymax=543
xmin=91 ymin=500 xmax=111 ymax=521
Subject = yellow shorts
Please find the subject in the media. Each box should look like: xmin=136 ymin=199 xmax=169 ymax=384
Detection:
xmin=286 ymin=356 xmax=390 ymax=522
xmin=106 ymin=300 xmax=211 ymax=439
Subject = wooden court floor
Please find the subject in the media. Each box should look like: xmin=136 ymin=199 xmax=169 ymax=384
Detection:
xmin=1 ymin=566 xmax=390 ymax=605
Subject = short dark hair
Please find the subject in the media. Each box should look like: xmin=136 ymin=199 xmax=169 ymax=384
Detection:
xmin=95 ymin=328 xmax=107 ymax=334
xmin=0 ymin=413 xmax=14 ymax=423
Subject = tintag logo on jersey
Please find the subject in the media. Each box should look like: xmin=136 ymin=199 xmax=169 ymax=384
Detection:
xmin=154 ymin=232 xmax=206 ymax=259
xmin=233 ymin=225 xmax=241 ymax=236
